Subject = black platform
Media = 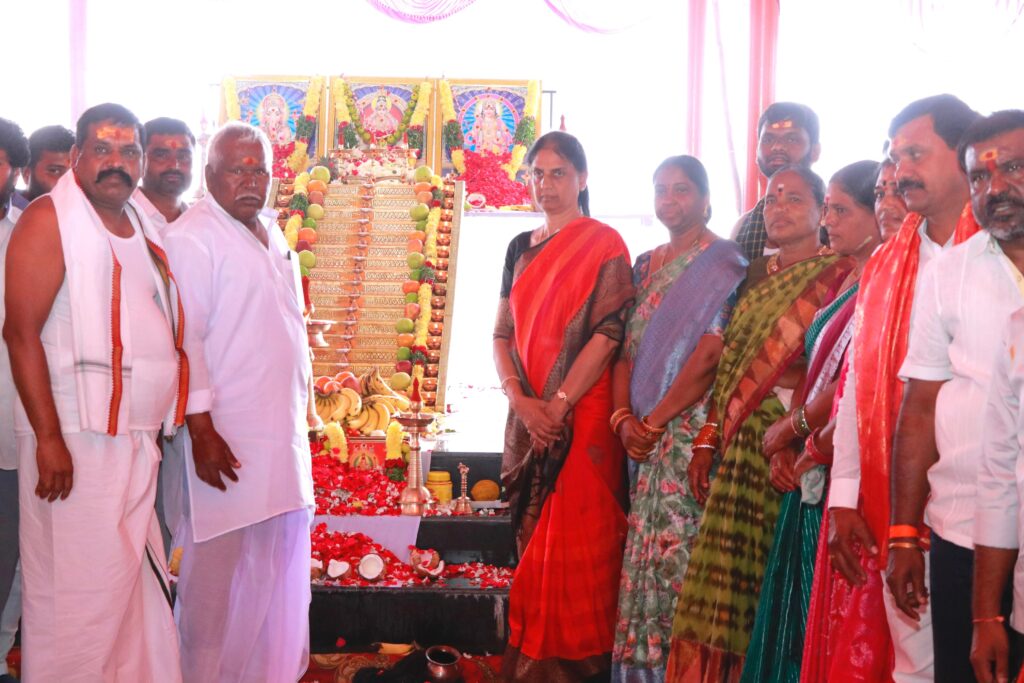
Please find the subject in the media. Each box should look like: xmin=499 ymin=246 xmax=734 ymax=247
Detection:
xmin=310 ymin=451 xmax=512 ymax=654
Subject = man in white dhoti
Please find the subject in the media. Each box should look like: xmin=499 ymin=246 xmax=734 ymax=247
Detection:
xmin=164 ymin=122 xmax=315 ymax=683
xmin=0 ymin=116 xmax=29 ymax=683
xmin=3 ymin=103 xmax=187 ymax=683
xmin=132 ymin=117 xmax=195 ymax=551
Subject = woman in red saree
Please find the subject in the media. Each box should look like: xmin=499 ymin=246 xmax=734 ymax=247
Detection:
xmin=494 ymin=131 xmax=635 ymax=682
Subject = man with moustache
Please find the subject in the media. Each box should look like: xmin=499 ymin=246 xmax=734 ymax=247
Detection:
xmin=967 ymin=109 xmax=1024 ymax=683
xmin=18 ymin=125 xmax=73 ymax=205
xmin=826 ymin=94 xmax=980 ymax=682
xmin=732 ymin=101 xmax=821 ymax=261
xmin=0 ymin=117 xmax=28 ymax=683
xmin=164 ymin=123 xmax=314 ymax=683
xmin=3 ymin=103 xmax=186 ymax=682
xmin=886 ymin=101 xmax=1024 ymax=683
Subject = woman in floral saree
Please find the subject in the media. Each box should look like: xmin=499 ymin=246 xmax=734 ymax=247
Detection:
xmin=610 ymin=156 xmax=747 ymax=683
xmin=494 ymin=131 xmax=635 ymax=682
xmin=665 ymin=166 xmax=853 ymax=682
xmin=738 ymin=161 xmax=884 ymax=683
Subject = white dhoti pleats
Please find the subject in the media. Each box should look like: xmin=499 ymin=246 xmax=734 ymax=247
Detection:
xmin=17 ymin=430 xmax=181 ymax=683
xmin=175 ymin=504 xmax=312 ymax=683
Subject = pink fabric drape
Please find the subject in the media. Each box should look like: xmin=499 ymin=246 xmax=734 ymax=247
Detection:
xmin=364 ymin=0 xmax=478 ymax=23
xmin=69 ymin=0 xmax=87 ymax=121
xmin=743 ymin=0 xmax=779 ymax=210
xmin=685 ymin=0 xmax=708 ymax=156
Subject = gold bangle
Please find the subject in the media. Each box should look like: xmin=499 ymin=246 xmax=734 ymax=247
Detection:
xmin=973 ymin=615 xmax=1006 ymax=625
xmin=500 ymin=376 xmax=521 ymax=395
xmin=610 ymin=413 xmax=633 ymax=435
xmin=887 ymin=541 xmax=922 ymax=551
xmin=609 ymin=408 xmax=632 ymax=429
xmin=640 ymin=416 xmax=666 ymax=435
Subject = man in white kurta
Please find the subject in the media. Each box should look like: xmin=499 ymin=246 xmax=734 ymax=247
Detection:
xmin=4 ymin=104 xmax=185 ymax=682
xmin=164 ymin=123 xmax=314 ymax=683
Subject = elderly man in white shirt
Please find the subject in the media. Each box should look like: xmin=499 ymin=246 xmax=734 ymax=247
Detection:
xmin=164 ymin=122 xmax=316 ymax=683
xmin=890 ymin=110 xmax=1024 ymax=683
xmin=0 ymin=116 xmax=28 ymax=683
xmin=966 ymin=111 xmax=1024 ymax=683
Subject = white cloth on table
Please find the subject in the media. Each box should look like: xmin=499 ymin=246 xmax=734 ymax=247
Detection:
xmin=175 ymin=502 xmax=312 ymax=683
xmin=899 ymin=231 xmax=1024 ymax=549
xmin=17 ymin=430 xmax=181 ymax=683
xmin=975 ymin=308 xmax=1024 ymax=632
xmin=828 ymin=220 xmax=951 ymax=510
xmin=0 ymin=200 xmax=22 ymax=470
xmin=163 ymin=195 xmax=313 ymax=543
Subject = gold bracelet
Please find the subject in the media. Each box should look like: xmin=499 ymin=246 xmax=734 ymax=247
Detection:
xmin=500 ymin=376 xmax=521 ymax=395
xmin=610 ymin=413 xmax=633 ymax=435
xmin=640 ymin=415 xmax=667 ymax=435
xmin=887 ymin=541 xmax=923 ymax=551
xmin=609 ymin=408 xmax=632 ymax=429
xmin=973 ymin=615 xmax=1006 ymax=625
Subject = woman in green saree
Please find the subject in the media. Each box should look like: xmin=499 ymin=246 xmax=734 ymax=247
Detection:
xmin=665 ymin=166 xmax=852 ymax=683
xmin=739 ymin=160 xmax=884 ymax=683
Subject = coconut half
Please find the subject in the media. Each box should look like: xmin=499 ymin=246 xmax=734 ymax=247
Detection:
xmin=358 ymin=553 xmax=386 ymax=581
xmin=326 ymin=559 xmax=352 ymax=580
xmin=310 ymin=558 xmax=324 ymax=581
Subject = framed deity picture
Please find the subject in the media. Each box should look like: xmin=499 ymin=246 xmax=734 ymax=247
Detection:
xmin=325 ymin=76 xmax=437 ymax=169
xmin=433 ymin=79 xmax=541 ymax=183
xmin=220 ymin=75 xmax=328 ymax=178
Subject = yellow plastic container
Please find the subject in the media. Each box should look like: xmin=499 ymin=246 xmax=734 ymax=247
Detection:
xmin=426 ymin=470 xmax=453 ymax=504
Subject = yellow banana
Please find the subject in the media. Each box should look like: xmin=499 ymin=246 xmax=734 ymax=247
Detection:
xmin=376 ymin=642 xmax=415 ymax=655
xmin=347 ymin=408 xmax=371 ymax=432
xmin=329 ymin=393 xmax=352 ymax=422
xmin=372 ymin=402 xmax=391 ymax=431
xmin=340 ymin=387 xmax=362 ymax=416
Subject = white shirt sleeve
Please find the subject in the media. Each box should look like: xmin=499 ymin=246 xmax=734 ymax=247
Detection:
xmin=899 ymin=260 xmax=953 ymax=382
xmin=164 ymin=230 xmax=215 ymax=414
xmin=829 ymin=342 xmax=861 ymax=509
xmin=974 ymin=323 xmax=1021 ymax=549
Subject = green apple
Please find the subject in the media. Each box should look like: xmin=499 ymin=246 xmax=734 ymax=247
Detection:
xmin=407 ymin=252 xmax=425 ymax=269
xmin=298 ymin=250 xmax=317 ymax=269
xmin=390 ymin=371 xmax=412 ymax=391
xmin=395 ymin=318 xmax=415 ymax=333
xmin=396 ymin=347 xmax=412 ymax=361
xmin=415 ymin=219 xmax=427 ymax=231
xmin=413 ymin=166 xmax=433 ymax=183
xmin=307 ymin=204 xmax=325 ymax=220
xmin=409 ymin=203 xmax=429 ymax=221
xmin=405 ymin=293 xmax=419 ymax=303
xmin=310 ymin=166 xmax=331 ymax=183
xmin=409 ymin=269 xmax=421 ymax=281
xmin=302 ymin=217 xmax=317 ymax=229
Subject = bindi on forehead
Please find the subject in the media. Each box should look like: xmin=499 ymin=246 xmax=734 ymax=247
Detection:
xmin=241 ymin=156 xmax=259 ymax=165
xmin=776 ymin=183 xmax=785 ymax=194
xmin=95 ymin=124 xmax=137 ymax=144
xmin=979 ymin=148 xmax=999 ymax=172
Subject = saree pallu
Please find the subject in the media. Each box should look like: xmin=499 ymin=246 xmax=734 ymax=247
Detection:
xmin=501 ymin=218 xmax=635 ymax=682
xmin=665 ymin=255 xmax=852 ymax=683
xmin=613 ymin=240 xmax=746 ymax=683
xmin=739 ymin=285 xmax=859 ymax=683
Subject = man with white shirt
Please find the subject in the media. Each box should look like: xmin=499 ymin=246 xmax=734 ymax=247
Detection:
xmin=133 ymin=117 xmax=195 ymax=550
xmin=826 ymin=94 xmax=980 ymax=682
xmin=0 ymin=117 xmax=28 ymax=683
xmin=888 ymin=106 xmax=1024 ymax=682
xmin=961 ymin=111 xmax=1024 ymax=683
xmin=164 ymin=122 xmax=315 ymax=683
xmin=135 ymin=117 xmax=194 ymax=233
xmin=4 ymin=103 xmax=185 ymax=682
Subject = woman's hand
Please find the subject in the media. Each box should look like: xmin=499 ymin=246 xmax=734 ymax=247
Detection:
xmin=769 ymin=448 xmax=798 ymax=492
xmin=619 ymin=416 xmax=659 ymax=463
xmin=688 ymin=448 xmax=714 ymax=505
xmin=513 ymin=395 xmax=563 ymax=448
xmin=763 ymin=412 xmax=799 ymax=458
xmin=793 ymin=450 xmax=818 ymax=480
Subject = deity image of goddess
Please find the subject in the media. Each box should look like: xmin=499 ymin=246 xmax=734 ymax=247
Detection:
xmin=364 ymin=89 xmax=399 ymax=137
xmin=256 ymin=91 xmax=294 ymax=145
xmin=468 ymin=98 xmax=513 ymax=155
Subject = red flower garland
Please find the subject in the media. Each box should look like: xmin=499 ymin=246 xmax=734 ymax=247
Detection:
xmin=312 ymin=454 xmax=407 ymax=516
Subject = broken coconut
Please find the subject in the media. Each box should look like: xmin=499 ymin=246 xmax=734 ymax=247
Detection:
xmin=358 ymin=553 xmax=385 ymax=581
xmin=410 ymin=548 xmax=445 ymax=579
xmin=327 ymin=558 xmax=352 ymax=580
xmin=310 ymin=558 xmax=324 ymax=581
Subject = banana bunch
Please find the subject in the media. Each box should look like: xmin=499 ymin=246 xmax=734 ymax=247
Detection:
xmin=328 ymin=387 xmax=363 ymax=422
xmin=314 ymin=393 xmax=344 ymax=424
xmin=358 ymin=367 xmax=411 ymax=412
xmin=346 ymin=395 xmax=394 ymax=435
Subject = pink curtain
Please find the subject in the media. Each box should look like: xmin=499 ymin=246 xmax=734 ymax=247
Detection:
xmin=685 ymin=0 xmax=707 ymax=156
xmin=364 ymin=0 xmax=479 ymax=23
xmin=743 ymin=0 xmax=779 ymax=210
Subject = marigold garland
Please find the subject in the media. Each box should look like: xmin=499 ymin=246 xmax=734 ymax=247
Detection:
xmin=222 ymin=78 xmax=241 ymax=121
